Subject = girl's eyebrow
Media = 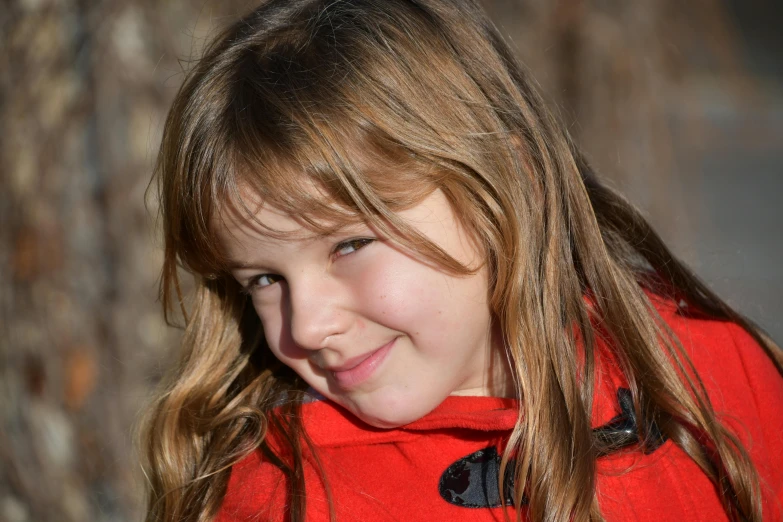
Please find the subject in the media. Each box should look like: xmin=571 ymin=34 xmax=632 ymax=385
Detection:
xmin=225 ymin=260 xmax=267 ymax=271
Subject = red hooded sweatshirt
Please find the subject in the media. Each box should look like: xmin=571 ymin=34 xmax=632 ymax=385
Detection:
xmin=217 ymin=299 xmax=783 ymax=521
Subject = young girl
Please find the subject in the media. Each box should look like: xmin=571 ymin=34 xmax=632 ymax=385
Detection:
xmin=141 ymin=0 xmax=783 ymax=520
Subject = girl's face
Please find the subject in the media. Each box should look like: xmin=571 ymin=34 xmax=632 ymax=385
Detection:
xmin=219 ymin=189 xmax=511 ymax=428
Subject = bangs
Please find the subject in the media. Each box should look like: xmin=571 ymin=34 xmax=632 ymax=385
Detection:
xmin=188 ymin=101 xmax=438 ymax=277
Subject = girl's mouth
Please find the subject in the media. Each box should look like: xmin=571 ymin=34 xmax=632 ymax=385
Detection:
xmin=331 ymin=338 xmax=396 ymax=389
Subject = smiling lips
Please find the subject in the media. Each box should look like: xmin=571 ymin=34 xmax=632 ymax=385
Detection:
xmin=329 ymin=338 xmax=397 ymax=389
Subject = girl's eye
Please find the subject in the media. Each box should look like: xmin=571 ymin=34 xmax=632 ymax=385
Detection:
xmin=250 ymin=273 xmax=282 ymax=289
xmin=333 ymin=238 xmax=375 ymax=257
xmin=243 ymin=238 xmax=374 ymax=294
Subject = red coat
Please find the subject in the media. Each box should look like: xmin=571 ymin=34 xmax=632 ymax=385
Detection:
xmin=217 ymin=300 xmax=783 ymax=521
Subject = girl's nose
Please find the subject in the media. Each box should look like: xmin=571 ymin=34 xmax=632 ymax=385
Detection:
xmin=285 ymin=275 xmax=350 ymax=352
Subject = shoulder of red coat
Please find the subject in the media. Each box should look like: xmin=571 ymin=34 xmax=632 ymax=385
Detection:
xmin=216 ymin=448 xmax=288 ymax=521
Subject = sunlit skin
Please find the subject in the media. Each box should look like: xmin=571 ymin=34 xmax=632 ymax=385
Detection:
xmin=218 ymin=189 xmax=514 ymax=428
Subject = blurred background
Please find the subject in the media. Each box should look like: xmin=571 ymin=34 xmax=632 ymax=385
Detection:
xmin=1 ymin=0 xmax=780 ymax=520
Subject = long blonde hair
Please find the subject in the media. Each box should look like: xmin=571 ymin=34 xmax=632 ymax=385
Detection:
xmin=141 ymin=1 xmax=783 ymax=521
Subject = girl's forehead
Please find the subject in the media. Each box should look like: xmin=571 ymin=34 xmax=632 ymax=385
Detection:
xmin=215 ymin=184 xmax=363 ymax=245
xmin=225 ymin=203 xmax=312 ymax=239
xmin=216 ymin=206 xmax=327 ymax=270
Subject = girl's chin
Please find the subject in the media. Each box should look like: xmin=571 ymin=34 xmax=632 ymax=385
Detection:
xmin=339 ymin=393 xmax=445 ymax=429
xmin=352 ymin=409 xmax=421 ymax=429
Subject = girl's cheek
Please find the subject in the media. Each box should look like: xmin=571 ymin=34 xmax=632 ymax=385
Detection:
xmin=252 ymin=299 xmax=287 ymax=352
xmin=251 ymin=283 xmax=286 ymax=319
xmin=251 ymin=299 xmax=275 ymax=327
xmin=354 ymin=254 xmax=433 ymax=325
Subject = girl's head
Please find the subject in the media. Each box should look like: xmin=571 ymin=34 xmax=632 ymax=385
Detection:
xmin=217 ymin=188 xmax=510 ymax=427
xmin=160 ymin=0 xmax=595 ymax=423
